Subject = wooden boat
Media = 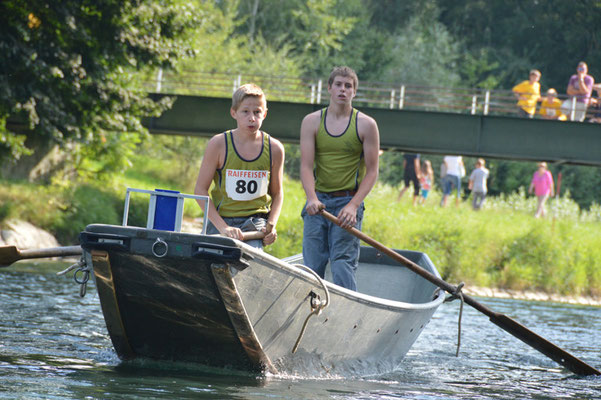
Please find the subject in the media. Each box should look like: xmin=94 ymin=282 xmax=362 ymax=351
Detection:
xmin=78 ymin=189 xmax=445 ymax=376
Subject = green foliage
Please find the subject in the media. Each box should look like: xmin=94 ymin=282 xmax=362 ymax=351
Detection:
xmin=0 ymin=0 xmax=199 ymax=174
xmin=283 ymin=144 xmax=301 ymax=180
xmin=3 ymin=147 xmax=601 ymax=297
xmin=266 ymin=177 xmax=601 ymax=297
xmin=458 ymin=49 xmax=502 ymax=90
xmin=379 ymin=8 xmax=461 ymax=87
xmin=231 ymin=0 xmax=358 ymax=77
xmin=377 ymin=151 xmax=405 ymax=186
xmin=52 ymin=185 xmax=122 ymax=243
xmin=438 ymin=0 xmax=601 ymax=90
xmin=0 ymin=201 xmax=12 ymax=222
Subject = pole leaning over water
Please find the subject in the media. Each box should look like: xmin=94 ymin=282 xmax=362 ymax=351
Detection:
xmin=320 ymin=210 xmax=601 ymax=376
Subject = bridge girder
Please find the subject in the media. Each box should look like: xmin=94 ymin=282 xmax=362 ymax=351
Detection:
xmin=143 ymin=93 xmax=601 ymax=166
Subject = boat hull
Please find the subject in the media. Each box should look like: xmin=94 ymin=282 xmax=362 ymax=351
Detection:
xmin=81 ymin=224 xmax=444 ymax=375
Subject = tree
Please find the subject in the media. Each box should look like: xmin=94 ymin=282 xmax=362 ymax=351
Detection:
xmin=231 ymin=0 xmax=359 ymax=78
xmin=0 ymin=0 xmax=199 ymax=179
xmin=438 ymin=0 xmax=601 ymax=90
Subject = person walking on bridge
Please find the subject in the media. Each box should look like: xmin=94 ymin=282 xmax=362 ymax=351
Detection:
xmin=300 ymin=66 xmax=380 ymax=291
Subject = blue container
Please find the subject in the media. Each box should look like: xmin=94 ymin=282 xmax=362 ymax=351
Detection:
xmin=153 ymin=189 xmax=180 ymax=231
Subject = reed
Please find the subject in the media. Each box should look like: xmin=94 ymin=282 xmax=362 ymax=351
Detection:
xmin=2 ymin=173 xmax=600 ymax=297
xmin=268 ymin=180 xmax=601 ymax=297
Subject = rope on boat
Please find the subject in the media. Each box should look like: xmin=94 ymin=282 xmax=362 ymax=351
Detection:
xmin=290 ymin=263 xmax=330 ymax=354
xmin=57 ymin=256 xmax=92 ymax=298
xmin=444 ymin=282 xmax=465 ymax=357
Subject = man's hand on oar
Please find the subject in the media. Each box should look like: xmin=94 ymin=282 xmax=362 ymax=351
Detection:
xmin=319 ymin=209 xmax=601 ymax=376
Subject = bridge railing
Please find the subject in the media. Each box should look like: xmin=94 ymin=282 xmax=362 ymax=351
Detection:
xmin=140 ymin=70 xmax=600 ymax=122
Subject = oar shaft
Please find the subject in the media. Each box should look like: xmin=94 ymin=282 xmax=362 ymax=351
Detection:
xmin=18 ymin=246 xmax=82 ymax=260
xmin=320 ymin=210 xmax=601 ymax=376
xmin=240 ymin=231 xmax=265 ymax=241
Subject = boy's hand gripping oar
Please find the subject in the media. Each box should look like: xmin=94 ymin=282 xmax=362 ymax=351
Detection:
xmin=320 ymin=209 xmax=601 ymax=376
xmin=0 ymin=245 xmax=83 ymax=267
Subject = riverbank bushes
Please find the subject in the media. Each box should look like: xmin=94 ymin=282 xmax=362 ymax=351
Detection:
xmin=1 ymin=154 xmax=601 ymax=297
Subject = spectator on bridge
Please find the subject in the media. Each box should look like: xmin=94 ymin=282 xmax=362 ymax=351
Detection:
xmin=539 ymin=88 xmax=567 ymax=121
xmin=563 ymin=61 xmax=595 ymax=122
xmin=587 ymin=84 xmax=601 ymax=123
xmin=397 ymin=153 xmax=422 ymax=206
xmin=441 ymin=155 xmax=464 ymax=207
xmin=418 ymin=160 xmax=434 ymax=205
xmin=512 ymin=69 xmax=541 ymax=118
xmin=528 ymin=162 xmax=555 ymax=218
xmin=468 ymin=158 xmax=489 ymax=211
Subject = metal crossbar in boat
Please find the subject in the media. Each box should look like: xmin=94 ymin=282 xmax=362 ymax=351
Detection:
xmin=122 ymin=188 xmax=209 ymax=234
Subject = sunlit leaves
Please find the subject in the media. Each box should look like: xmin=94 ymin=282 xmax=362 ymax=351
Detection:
xmin=0 ymin=0 xmax=199 ymax=178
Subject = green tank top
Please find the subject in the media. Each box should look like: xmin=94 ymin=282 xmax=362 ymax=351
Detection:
xmin=211 ymin=131 xmax=272 ymax=217
xmin=314 ymin=108 xmax=365 ymax=192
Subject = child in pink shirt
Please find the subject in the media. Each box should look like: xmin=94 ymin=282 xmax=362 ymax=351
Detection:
xmin=528 ymin=162 xmax=555 ymax=218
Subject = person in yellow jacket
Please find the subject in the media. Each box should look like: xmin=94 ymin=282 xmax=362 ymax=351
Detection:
xmin=194 ymin=83 xmax=285 ymax=248
xmin=539 ymin=88 xmax=567 ymax=121
xmin=512 ymin=69 xmax=541 ymax=118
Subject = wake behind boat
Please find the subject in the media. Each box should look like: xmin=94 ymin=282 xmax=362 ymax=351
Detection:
xmin=77 ymin=188 xmax=444 ymax=376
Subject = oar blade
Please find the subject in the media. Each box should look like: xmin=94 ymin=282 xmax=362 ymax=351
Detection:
xmin=490 ymin=313 xmax=601 ymax=376
xmin=0 ymin=246 xmax=20 ymax=267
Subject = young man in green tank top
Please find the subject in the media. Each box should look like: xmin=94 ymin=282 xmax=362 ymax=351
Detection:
xmin=300 ymin=66 xmax=380 ymax=290
xmin=194 ymin=84 xmax=285 ymax=248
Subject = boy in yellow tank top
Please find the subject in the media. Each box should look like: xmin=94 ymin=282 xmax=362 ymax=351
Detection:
xmin=300 ymin=66 xmax=380 ymax=290
xmin=194 ymin=84 xmax=285 ymax=248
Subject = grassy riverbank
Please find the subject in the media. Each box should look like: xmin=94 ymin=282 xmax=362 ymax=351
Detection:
xmin=2 ymin=149 xmax=601 ymax=298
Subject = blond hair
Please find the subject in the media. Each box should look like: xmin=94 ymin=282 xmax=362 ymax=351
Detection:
xmin=477 ymin=158 xmax=486 ymax=167
xmin=232 ymin=83 xmax=266 ymax=110
xmin=328 ymin=66 xmax=359 ymax=90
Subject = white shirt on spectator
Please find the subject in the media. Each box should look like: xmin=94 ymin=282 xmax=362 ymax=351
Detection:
xmin=444 ymin=156 xmax=463 ymax=176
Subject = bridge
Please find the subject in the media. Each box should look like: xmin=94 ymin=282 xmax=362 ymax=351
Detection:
xmin=143 ymin=69 xmax=601 ymax=166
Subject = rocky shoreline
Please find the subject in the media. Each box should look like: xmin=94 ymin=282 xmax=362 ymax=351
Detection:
xmin=2 ymin=219 xmax=600 ymax=307
xmin=0 ymin=219 xmax=60 ymax=249
xmin=463 ymin=285 xmax=601 ymax=307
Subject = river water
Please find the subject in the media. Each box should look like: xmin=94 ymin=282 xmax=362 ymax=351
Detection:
xmin=1 ymin=262 xmax=600 ymax=399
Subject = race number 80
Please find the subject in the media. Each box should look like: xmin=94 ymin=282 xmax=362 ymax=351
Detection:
xmin=225 ymin=169 xmax=269 ymax=201
xmin=236 ymin=179 xmax=258 ymax=194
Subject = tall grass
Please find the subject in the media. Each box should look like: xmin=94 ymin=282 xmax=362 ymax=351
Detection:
xmin=2 ymin=137 xmax=601 ymax=296
xmin=269 ymin=181 xmax=601 ymax=297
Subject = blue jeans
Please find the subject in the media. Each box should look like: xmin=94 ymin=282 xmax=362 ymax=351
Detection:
xmin=443 ymin=174 xmax=461 ymax=197
xmin=206 ymin=216 xmax=266 ymax=249
xmin=301 ymin=192 xmax=365 ymax=291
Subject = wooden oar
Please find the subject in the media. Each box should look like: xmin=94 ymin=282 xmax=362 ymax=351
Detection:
xmin=320 ymin=210 xmax=601 ymax=376
xmin=1 ymin=227 xmax=267 ymax=267
xmin=0 ymin=245 xmax=83 ymax=267
xmin=240 ymin=231 xmax=266 ymax=241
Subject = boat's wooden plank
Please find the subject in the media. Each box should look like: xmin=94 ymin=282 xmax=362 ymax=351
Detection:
xmin=91 ymin=250 xmax=136 ymax=359
xmin=212 ymin=264 xmax=278 ymax=374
